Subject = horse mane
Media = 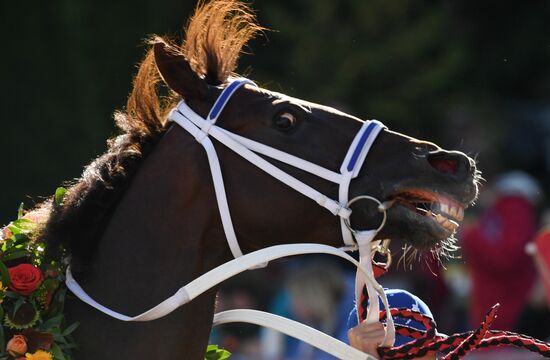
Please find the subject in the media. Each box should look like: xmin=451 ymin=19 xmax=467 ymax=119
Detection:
xmin=35 ymin=0 xmax=262 ymax=273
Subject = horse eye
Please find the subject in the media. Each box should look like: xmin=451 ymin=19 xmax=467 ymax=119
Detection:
xmin=273 ymin=112 xmax=297 ymax=131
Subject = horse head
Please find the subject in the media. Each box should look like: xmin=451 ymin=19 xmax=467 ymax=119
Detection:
xmin=152 ymin=38 xmax=479 ymax=257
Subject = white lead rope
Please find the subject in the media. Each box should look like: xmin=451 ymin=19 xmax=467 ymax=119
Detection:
xmin=213 ymin=309 xmax=378 ymax=360
xmin=66 ymin=243 xmax=384 ymax=321
xmin=66 ymin=243 xmax=385 ymax=358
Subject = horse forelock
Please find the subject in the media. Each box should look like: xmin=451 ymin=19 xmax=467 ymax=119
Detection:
xmin=182 ymin=0 xmax=264 ymax=85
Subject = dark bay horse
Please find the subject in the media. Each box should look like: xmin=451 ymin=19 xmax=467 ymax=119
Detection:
xmin=36 ymin=1 xmax=479 ymax=358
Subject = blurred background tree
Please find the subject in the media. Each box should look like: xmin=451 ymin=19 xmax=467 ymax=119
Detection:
xmin=1 ymin=0 xmax=549 ymax=224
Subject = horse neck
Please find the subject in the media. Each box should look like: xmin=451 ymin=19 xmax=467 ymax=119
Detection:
xmin=72 ymin=124 xmax=232 ymax=359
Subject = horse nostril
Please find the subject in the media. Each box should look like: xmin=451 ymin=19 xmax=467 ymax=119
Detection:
xmin=429 ymin=158 xmax=458 ymax=175
xmin=427 ymin=151 xmax=469 ymax=176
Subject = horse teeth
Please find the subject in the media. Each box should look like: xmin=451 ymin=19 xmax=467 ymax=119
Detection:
xmin=434 ymin=213 xmax=459 ymax=232
xmin=457 ymin=208 xmax=464 ymax=221
xmin=449 ymin=207 xmax=457 ymax=219
xmin=438 ymin=203 xmax=464 ymax=222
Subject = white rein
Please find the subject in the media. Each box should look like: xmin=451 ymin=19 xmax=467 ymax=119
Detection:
xmin=66 ymin=78 xmax=395 ymax=359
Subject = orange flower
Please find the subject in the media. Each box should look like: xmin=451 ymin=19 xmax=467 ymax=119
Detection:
xmin=1 ymin=226 xmax=12 ymax=240
xmin=25 ymin=350 xmax=53 ymax=360
xmin=6 ymin=335 xmax=27 ymax=356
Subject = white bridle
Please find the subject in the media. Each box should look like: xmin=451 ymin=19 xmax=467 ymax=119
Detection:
xmin=169 ymin=78 xmax=385 ymax=255
xmin=66 ymin=78 xmax=395 ymax=359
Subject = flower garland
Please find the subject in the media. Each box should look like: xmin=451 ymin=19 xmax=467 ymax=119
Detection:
xmin=0 ymin=188 xmax=231 ymax=360
xmin=0 ymin=188 xmax=76 ymax=360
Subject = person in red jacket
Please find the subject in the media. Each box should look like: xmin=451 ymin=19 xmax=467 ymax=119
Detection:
xmin=461 ymin=171 xmax=542 ymax=331
xmin=526 ymin=217 xmax=550 ymax=309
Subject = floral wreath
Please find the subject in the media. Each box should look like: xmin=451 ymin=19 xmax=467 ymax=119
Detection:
xmin=0 ymin=188 xmax=231 ymax=360
xmin=0 ymin=188 xmax=75 ymax=360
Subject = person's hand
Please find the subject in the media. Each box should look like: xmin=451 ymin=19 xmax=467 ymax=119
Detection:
xmin=347 ymin=321 xmax=386 ymax=358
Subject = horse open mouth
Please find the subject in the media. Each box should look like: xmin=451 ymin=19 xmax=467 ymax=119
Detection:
xmin=390 ymin=190 xmax=465 ymax=234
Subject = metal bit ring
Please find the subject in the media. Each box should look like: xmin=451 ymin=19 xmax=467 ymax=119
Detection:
xmin=343 ymin=195 xmax=387 ymax=234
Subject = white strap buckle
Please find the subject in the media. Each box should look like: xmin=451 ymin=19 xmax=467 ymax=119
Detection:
xmin=195 ymin=121 xmax=214 ymax=143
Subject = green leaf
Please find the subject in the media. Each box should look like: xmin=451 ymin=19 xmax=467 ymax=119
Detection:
xmin=1 ymin=249 xmax=29 ymax=262
xmin=12 ymin=298 xmax=26 ymax=314
xmin=205 ymin=345 xmax=231 ymax=360
xmin=11 ymin=233 xmax=30 ymax=247
xmin=4 ymin=292 xmax=24 ymax=300
xmin=42 ymin=278 xmax=60 ymax=291
xmin=7 ymin=225 xmax=21 ymax=236
xmin=17 ymin=203 xmax=24 ymax=219
xmin=11 ymin=218 xmax=36 ymax=232
xmin=0 ymin=261 xmax=9 ymax=287
xmin=51 ymin=343 xmax=67 ymax=360
xmin=61 ymin=321 xmax=79 ymax=336
xmin=40 ymin=314 xmax=63 ymax=330
xmin=44 ymin=287 xmax=66 ymax=318
xmin=55 ymin=187 xmax=67 ymax=206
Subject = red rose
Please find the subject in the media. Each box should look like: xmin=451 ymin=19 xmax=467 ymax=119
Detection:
xmin=8 ymin=264 xmax=44 ymax=296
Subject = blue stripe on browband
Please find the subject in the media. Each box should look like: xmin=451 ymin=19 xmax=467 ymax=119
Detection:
xmin=346 ymin=122 xmax=377 ymax=172
xmin=208 ymin=79 xmax=250 ymax=120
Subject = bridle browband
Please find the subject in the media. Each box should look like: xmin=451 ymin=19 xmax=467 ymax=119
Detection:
xmin=65 ymin=78 xmax=395 ymax=359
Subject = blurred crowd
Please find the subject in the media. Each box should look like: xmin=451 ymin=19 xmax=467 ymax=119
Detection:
xmin=211 ymin=170 xmax=550 ymax=359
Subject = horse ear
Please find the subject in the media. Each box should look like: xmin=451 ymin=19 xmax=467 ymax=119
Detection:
xmin=153 ymin=41 xmax=208 ymax=100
